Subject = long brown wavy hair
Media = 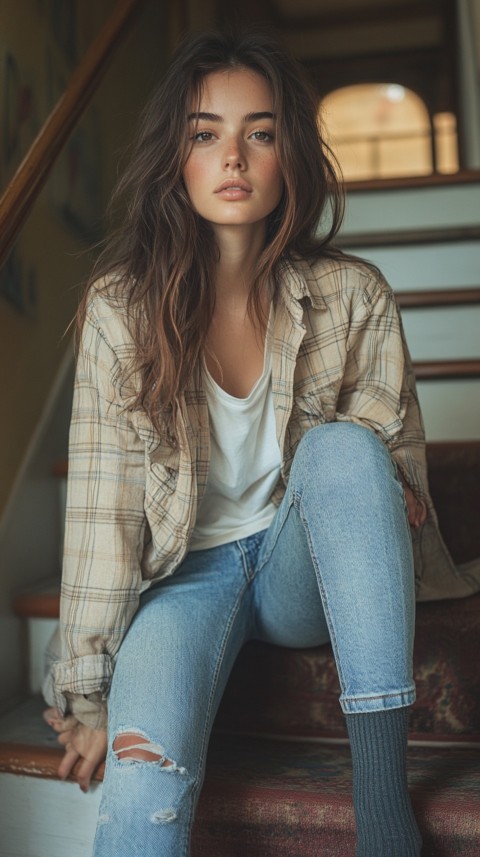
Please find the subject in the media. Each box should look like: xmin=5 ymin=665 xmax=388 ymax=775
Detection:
xmin=79 ymin=28 xmax=347 ymax=442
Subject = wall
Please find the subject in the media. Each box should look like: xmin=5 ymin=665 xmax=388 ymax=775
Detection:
xmin=0 ymin=0 xmax=170 ymax=705
xmin=458 ymin=0 xmax=480 ymax=168
xmin=0 ymin=0 xmax=170 ymax=518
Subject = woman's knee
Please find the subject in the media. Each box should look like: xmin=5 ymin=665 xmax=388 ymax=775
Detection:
xmin=292 ymin=422 xmax=392 ymax=490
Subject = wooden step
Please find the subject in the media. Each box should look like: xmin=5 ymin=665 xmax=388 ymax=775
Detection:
xmin=13 ymin=576 xmax=60 ymax=619
xmin=1 ymin=697 xmax=480 ymax=857
xmin=338 ymin=224 xmax=480 ymax=249
xmin=412 ymin=359 xmax=480 ymax=380
xmin=396 ymin=287 xmax=480 ymax=309
xmin=344 ymin=170 xmax=480 ymax=192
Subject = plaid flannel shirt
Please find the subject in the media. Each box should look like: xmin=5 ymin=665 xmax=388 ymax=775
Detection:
xmin=43 ymin=257 xmax=480 ymax=729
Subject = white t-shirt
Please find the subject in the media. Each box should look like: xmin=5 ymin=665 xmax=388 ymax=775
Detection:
xmin=189 ymin=345 xmax=282 ymax=551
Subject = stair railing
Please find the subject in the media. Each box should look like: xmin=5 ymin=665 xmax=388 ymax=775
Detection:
xmin=0 ymin=0 xmax=147 ymax=271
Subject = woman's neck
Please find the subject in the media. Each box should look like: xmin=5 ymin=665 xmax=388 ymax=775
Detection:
xmin=204 ymin=222 xmax=271 ymax=397
xmin=213 ymin=222 xmax=266 ymax=306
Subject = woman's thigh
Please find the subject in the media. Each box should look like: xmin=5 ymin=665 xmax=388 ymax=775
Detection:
xmin=252 ymin=422 xmax=416 ymax=713
xmin=252 ymin=501 xmax=331 ymax=648
xmin=106 ymin=540 xmax=255 ymax=773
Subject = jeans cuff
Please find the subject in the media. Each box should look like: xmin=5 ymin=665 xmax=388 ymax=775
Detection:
xmin=340 ymin=686 xmax=416 ymax=714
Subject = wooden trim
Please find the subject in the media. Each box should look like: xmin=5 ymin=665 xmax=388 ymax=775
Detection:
xmin=52 ymin=460 xmax=68 ymax=478
xmin=338 ymin=225 xmax=480 ymax=249
xmin=344 ymin=170 xmax=480 ymax=193
xmin=13 ymin=591 xmax=60 ymax=620
xmin=0 ymin=0 xmax=147 ymax=270
xmin=412 ymin=359 xmax=480 ymax=380
xmin=0 ymin=742 xmax=104 ymax=781
xmin=275 ymin=0 xmax=442 ymax=31
xmin=396 ymin=288 xmax=480 ymax=308
xmin=427 ymin=440 xmax=480 ymax=454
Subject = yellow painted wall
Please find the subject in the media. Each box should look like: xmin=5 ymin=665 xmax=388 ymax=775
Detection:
xmin=0 ymin=0 xmax=170 ymax=517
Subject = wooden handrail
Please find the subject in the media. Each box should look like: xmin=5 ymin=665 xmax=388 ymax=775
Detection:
xmin=338 ymin=225 xmax=480 ymax=249
xmin=345 ymin=170 xmax=480 ymax=193
xmin=412 ymin=360 xmax=480 ymax=380
xmin=13 ymin=590 xmax=60 ymax=620
xmin=396 ymin=288 xmax=480 ymax=309
xmin=0 ymin=0 xmax=147 ymax=270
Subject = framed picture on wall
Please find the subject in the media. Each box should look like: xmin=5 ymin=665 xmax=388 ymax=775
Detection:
xmin=47 ymin=47 xmax=103 ymax=242
xmin=0 ymin=44 xmax=39 ymax=185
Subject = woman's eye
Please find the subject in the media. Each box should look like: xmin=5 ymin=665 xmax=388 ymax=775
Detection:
xmin=192 ymin=131 xmax=214 ymax=143
xmin=250 ymin=130 xmax=274 ymax=142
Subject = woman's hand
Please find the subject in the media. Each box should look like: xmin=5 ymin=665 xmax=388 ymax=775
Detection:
xmin=402 ymin=482 xmax=427 ymax=529
xmin=43 ymin=707 xmax=107 ymax=792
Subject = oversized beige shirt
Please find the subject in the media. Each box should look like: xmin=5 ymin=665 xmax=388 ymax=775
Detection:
xmin=44 ymin=257 xmax=480 ymax=729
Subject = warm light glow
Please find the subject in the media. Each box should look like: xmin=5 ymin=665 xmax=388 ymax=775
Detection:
xmin=434 ymin=112 xmax=459 ymax=174
xmin=385 ymin=84 xmax=406 ymax=103
xmin=321 ymin=84 xmax=459 ymax=181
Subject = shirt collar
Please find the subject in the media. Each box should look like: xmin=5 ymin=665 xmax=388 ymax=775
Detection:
xmin=277 ymin=256 xmax=328 ymax=311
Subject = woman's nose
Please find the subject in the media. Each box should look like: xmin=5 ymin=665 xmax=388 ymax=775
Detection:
xmin=223 ymin=138 xmax=246 ymax=170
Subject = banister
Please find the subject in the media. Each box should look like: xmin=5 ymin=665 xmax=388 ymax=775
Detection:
xmin=344 ymin=170 xmax=480 ymax=193
xmin=337 ymin=225 xmax=480 ymax=249
xmin=0 ymin=0 xmax=148 ymax=270
xmin=412 ymin=360 xmax=480 ymax=380
xmin=396 ymin=287 xmax=480 ymax=308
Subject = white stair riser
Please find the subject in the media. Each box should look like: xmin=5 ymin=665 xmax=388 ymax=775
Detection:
xmin=28 ymin=620 xmax=58 ymax=695
xmin=343 ymin=184 xmax=480 ymax=233
xmin=0 ymin=773 xmax=101 ymax=857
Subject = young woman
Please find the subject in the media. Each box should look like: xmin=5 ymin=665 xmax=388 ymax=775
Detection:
xmin=43 ymin=28 xmax=479 ymax=857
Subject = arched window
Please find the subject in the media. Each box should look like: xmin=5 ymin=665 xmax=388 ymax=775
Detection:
xmin=321 ymin=83 xmax=459 ymax=181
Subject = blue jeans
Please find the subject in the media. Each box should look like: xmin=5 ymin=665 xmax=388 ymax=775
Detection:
xmin=92 ymin=423 xmax=416 ymax=857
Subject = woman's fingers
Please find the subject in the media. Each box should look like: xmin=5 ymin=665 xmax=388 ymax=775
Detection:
xmin=43 ymin=707 xmax=78 ymax=733
xmin=403 ymin=484 xmax=427 ymax=528
xmin=57 ymin=730 xmax=73 ymax=747
xmin=57 ymin=744 xmax=81 ymax=781
xmin=43 ymin=706 xmax=61 ymax=723
xmin=76 ymin=753 xmax=103 ymax=793
xmin=417 ymin=498 xmax=427 ymax=526
xmin=44 ymin=709 xmax=107 ymax=791
xmin=59 ymin=726 xmax=108 ymax=791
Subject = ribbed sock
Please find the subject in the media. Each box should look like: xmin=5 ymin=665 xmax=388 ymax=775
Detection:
xmin=345 ymin=707 xmax=422 ymax=857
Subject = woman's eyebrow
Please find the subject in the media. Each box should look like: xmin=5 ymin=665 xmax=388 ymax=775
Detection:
xmin=187 ymin=111 xmax=276 ymax=122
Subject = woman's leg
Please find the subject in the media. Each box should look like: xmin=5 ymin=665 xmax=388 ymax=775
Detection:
xmin=253 ymin=422 xmax=421 ymax=856
xmin=92 ymin=535 xmax=262 ymax=857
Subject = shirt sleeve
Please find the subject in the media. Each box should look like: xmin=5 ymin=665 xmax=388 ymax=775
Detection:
xmin=335 ymin=274 xmax=429 ymax=502
xmin=43 ymin=300 xmax=147 ymax=725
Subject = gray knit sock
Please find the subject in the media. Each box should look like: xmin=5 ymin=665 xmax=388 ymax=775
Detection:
xmin=346 ymin=707 xmax=422 ymax=857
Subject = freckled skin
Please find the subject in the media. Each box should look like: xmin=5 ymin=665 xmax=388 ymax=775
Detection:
xmin=183 ymin=69 xmax=284 ymax=232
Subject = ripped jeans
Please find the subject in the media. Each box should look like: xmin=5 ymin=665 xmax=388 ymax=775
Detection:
xmin=92 ymin=423 xmax=416 ymax=857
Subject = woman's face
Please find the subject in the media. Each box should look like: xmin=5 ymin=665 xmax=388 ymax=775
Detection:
xmin=183 ymin=68 xmax=284 ymax=233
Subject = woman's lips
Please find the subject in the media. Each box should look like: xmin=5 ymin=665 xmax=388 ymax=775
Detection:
xmin=214 ymin=179 xmax=253 ymax=199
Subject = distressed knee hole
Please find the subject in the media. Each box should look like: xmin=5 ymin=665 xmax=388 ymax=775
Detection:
xmin=151 ymin=809 xmax=177 ymax=824
xmin=112 ymin=732 xmax=181 ymax=770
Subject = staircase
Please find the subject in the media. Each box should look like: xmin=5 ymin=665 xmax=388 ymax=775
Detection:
xmin=340 ymin=174 xmax=480 ymax=442
xmin=1 ymin=3 xmax=480 ymax=852
xmin=2 ymin=174 xmax=480 ymax=855
xmin=1 ymin=444 xmax=480 ymax=857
